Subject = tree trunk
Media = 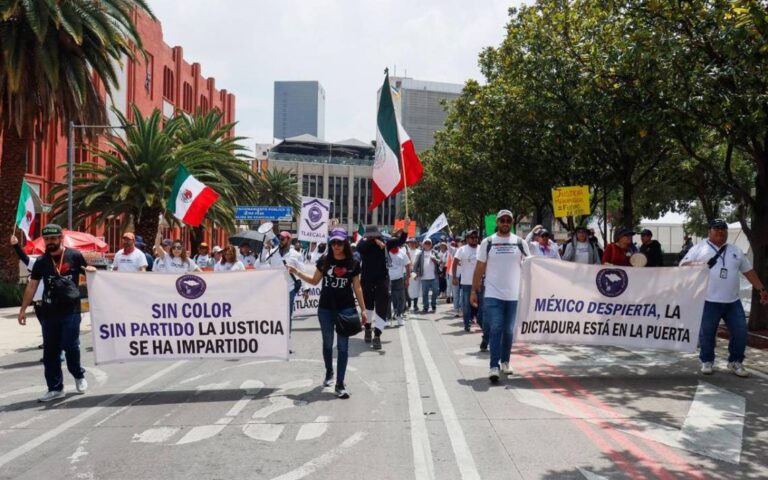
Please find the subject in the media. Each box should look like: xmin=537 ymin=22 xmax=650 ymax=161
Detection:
xmin=0 ymin=128 xmax=29 ymax=284
xmin=190 ymin=225 xmax=204 ymax=253
xmin=621 ymin=179 xmax=634 ymax=229
xmin=748 ymin=159 xmax=767 ymax=330
xmin=134 ymin=207 xmax=163 ymax=254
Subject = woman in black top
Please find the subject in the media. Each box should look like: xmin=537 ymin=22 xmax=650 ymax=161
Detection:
xmin=288 ymin=228 xmax=367 ymax=399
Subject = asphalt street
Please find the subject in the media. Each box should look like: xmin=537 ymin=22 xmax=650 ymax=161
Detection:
xmin=1 ymin=304 xmax=767 ymax=480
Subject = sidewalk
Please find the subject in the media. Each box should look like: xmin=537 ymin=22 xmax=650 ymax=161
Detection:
xmin=0 ymin=306 xmax=92 ymax=357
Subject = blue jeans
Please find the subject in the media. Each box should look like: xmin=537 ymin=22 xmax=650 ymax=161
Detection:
xmin=317 ymin=308 xmax=351 ymax=385
xmin=452 ymin=282 xmax=463 ymax=312
xmin=699 ymin=300 xmax=747 ymax=363
xmin=483 ymin=298 xmax=518 ymax=369
xmin=461 ymin=285 xmax=483 ymax=328
xmin=40 ymin=312 xmax=85 ymax=391
xmin=421 ymin=278 xmax=439 ymax=311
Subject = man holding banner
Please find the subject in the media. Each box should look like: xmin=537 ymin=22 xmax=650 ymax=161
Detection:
xmin=471 ymin=210 xmax=530 ymax=383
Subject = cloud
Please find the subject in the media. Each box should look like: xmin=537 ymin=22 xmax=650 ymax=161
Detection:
xmin=149 ymin=0 xmax=527 ymax=150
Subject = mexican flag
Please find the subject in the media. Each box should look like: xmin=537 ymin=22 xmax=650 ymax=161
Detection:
xmin=369 ymin=72 xmax=424 ymax=211
xmin=15 ymin=180 xmax=36 ymax=239
xmin=167 ymin=165 xmax=219 ymax=227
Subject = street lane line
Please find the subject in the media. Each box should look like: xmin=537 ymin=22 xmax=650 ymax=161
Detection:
xmin=270 ymin=431 xmax=367 ymax=480
xmin=0 ymin=360 xmax=186 ymax=469
xmin=411 ymin=319 xmax=481 ymax=480
xmin=399 ymin=323 xmax=435 ymax=480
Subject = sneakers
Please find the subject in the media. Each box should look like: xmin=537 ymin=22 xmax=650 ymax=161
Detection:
xmin=364 ymin=328 xmax=372 ymax=343
xmin=372 ymin=336 xmax=382 ymax=350
xmin=728 ymin=362 xmax=749 ymax=377
xmin=422 ymin=309 xmax=429 ymax=314
xmin=38 ymin=390 xmax=65 ymax=402
xmin=489 ymin=368 xmax=500 ymax=383
xmin=334 ymin=384 xmax=350 ymax=399
xmin=397 ymin=317 xmax=405 ymax=327
xmin=464 ymin=325 xmax=470 ymax=333
xmin=479 ymin=339 xmax=488 ymax=352
xmin=323 ymin=370 xmax=334 ymax=387
xmin=430 ymin=308 xmax=436 ymax=313
xmin=76 ymin=377 xmax=88 ymax=393
xmin=700 ymin=362 xmax=714 ymax=375
xmin=501 ymin=363 xmax=514 ymax=375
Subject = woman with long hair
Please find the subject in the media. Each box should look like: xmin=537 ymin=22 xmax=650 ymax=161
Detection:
xmin=288 ymin=228 xmax=367 ymax=399
xmin=153 ymin=232 xmax=200 ymax=273
xmin=215 ymin=245 xmax=245 ymax=272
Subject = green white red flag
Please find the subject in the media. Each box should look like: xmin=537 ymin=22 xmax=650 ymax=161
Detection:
xmin=369 ymin=72 xmax=424 ymax=211
xmin=15 ymin=180 xmax=36 ymax=239
xmin=167 ymin=165 xmax=219 ymax=226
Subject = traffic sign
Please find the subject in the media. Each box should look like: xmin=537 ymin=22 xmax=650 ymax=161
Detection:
xmin=235 ymin=206 xmax=293 ymax=220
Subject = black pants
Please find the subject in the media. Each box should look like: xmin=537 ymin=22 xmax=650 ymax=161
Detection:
xmin=362 ymin=277 xmax=390 ymax=331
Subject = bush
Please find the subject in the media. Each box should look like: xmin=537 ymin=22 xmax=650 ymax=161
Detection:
xmin=0 ymin=283 xmax=24 ymax=308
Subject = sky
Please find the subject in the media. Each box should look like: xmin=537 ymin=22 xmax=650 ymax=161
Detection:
xmin=150 ymin=0 xmax=528 ymax=151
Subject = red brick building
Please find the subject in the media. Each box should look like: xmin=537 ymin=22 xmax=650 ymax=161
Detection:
xmin=18 ymin=11 xmax=236 ymax=251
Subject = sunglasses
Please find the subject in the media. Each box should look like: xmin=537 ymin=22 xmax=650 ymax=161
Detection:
xmin=330 ymin=240 xmax=345 ymax=247
xmin=497 ymin=218 xmax=512 ymax=224
xmin=172 ymin=245 xmax=183 ymax=250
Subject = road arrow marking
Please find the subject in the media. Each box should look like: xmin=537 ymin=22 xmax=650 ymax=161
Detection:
xmin=296 ymin=416 xmax=331 ymax=441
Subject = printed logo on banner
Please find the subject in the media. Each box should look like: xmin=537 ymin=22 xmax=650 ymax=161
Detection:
xmin=595 ymin=269 xmax=628 ymax=297
xmin=176 ymin=275 xmax=207 ymax=299
xmin=303 ymin=198 xmax=328 ymax=231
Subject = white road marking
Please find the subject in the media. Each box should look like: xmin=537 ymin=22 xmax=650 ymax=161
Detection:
xmin=243 ymin=422 xmax=284 ymax=442
xmin=400 ymin=323 xmax=435 ymax=480
xmin=274 ymin=379 xmax=313 ymax=393
xmin=178 ymin=374 xmax=207 ymax=385
xmin=132 ymin=427 xmax=180 ymax=444
xmin=411 ymin=319 xmax=481 ymax=480
xmin=0 ymin=360 xmax=186 ymax=469
xmin=10 ymin=413 xmax=49 ymax=429
xmin=68 ymin=438 xmax=89 ymax=464
xmin=176 ymin=422 xmax=230 ymax=445
xmin=270 ymin=431 xmax=367 ymax=480
xmin=579 ymin=468 xmax=610 ymax=480
xmin=0 ymin=386 xmax=42 ymax=400
xmin=746 ymin=367 xmax=768 ymax=381
xmin=295 ymin=416 xmax=331 ymax=441
xmin=252 ymin=396 xmax=308 ymax=419
xmin=89 ymin=368 xmax=109 ymax=387
xmin=195 ymin=381 xmax=231 ymax=393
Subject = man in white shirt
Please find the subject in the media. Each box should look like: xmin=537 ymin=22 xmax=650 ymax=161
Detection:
xmin=406 ymin=238 xmax=421 ymax=312
xmin=193 ymin=243 xmax=213 ymax=269
xmin=529 ymin=229 xmax=561 ymax=259
xmin=388 ymin=245 xmax=410 ymax=326
xmin=680 ymin=218 xmax=768 ymax=377
xmin=453 ymin=230 xmax=484 ymax=337
xmin=112 ymin=233 xmax=148 ymax=272
xmin=414 ymin=239 xmax=440 ymax=313
xmin=238 ymin=244 xmax=257 ymax=268
xmin=471 ymin=210 xmax=531 ymax=383
xmin=259 ymin=231 xmax=304 ymax=343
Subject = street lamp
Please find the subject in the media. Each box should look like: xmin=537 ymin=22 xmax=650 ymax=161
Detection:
xmin=67 ymin=121 xmax=131 ymax=230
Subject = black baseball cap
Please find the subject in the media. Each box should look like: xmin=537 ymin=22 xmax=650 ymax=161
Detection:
xmin=538 ymin=229 xmax=552 ymax=238
xmin=42 ymin=224 xmax=63 ymax=236
xmin=708 ymin=218 xmax=728 ymax=229
xmin=614 ymin=227 xmax=635 ymax=240
xmin=575 ymin=225 xmax=588 ymax=232
xmin=640 ymin=229 xmax=653 ymax=236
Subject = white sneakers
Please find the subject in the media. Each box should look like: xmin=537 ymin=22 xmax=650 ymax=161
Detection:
xmin=488 ymin=367 xmax=500 ymax=382
xmin=500 ymin=363 xmax=514 ymax=375
xmin=38 ymin=390 xmax=65 ymax=402
xmin=76 ymin=377 xmax=88 ymax=393
xmin=701 ymin=361 xmax=750 ymax=377
xmin=728 ymin=362 xmax=749 ymax=378
xmin=397 ymin=317 xmax=405 ymax=327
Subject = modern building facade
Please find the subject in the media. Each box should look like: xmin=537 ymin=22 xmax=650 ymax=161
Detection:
xmin=273 ymin=81 xmax=326 ymax=140
xmin=386 ymin=77 xmax=463 ymax=152
xmin=267 ymin=135 xmax=401 ymax=232
xmin=5 ymin=10 xmax=236 ymax=250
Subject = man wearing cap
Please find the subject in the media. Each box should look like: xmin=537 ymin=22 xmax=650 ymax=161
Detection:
xmin=406 ymin=237 xmax=422 ymax=312
xmin=414 ymin=238 xmax=440 ymax=313
xmin=259 ymin=231 xmax=304 ymax=339
xmin=563 ymin=226 xmax=601 ymax=264
xmin=193 ymin=243 xmax=213 ymax=269
xmin=681 ymin=219 xmax=768 ymax=377
xmin=356 ymin=220 xmax=409 ymax=349
xmin=639 ymin=229 xmax=664 ymax=267
xmin=602 ymin=228 xmax=636 ymax=266
xmin=112 ymin=232 xmax=148 ymax=272
xmin=471 ymin=210 xmax=531 ymax=383
xmin=238 ymin=243 xmax=257 ymax=268
xmin=454 ymin=230 xmax=485 ymax=336
xmin=528 ymin=229 xmax=561 ymax=259
xmin=17 ymin=224 xmax=91 ymax=402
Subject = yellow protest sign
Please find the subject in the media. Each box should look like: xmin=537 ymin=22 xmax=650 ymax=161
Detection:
xmin=552 ymin=186 xmax=591 ymax=217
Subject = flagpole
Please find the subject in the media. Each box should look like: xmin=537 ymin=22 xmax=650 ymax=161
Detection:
xmin=386 ymin=69 xmax=408 ymax=219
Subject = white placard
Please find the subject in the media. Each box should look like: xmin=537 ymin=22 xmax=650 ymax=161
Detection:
xmin=298 ymin=196 xmax=331 ymax=242
xmin=516 ymin=258 xmax=709 ymax=352
xmin=87 ymin=270 xmax=289 ymax=364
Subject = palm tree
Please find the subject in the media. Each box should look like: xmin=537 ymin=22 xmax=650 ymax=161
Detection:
xmin=255 ymin=168 xmax=300 ymax=209
xmin=49 ymin=105 xmax=258 ymax=245
xmin=0 ymin=0 xmax=153 ymax=283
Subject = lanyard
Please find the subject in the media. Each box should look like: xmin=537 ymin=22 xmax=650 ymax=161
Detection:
xmin=51 ymin=248 xmax=67 ymax=275
xmin=706 ymin=241 xmax=726 ymax=267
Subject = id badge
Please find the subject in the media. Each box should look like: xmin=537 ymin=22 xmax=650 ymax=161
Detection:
xmin=720 ymin=268 xmax=728 ymax=279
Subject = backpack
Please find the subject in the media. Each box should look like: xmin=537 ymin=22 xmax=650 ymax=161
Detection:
xmin=485 ymin=235 xmax=529 ymax=259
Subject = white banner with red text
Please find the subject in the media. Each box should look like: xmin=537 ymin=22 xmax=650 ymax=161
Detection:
xmin=86 ymin=270 xmax=289 ymax=364
xmin=516 ymin=258 xmax=709 ymax=352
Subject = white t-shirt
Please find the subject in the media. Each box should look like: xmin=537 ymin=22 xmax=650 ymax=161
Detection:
xmin=420 ymin=250 xmax=437 ymax=280
xmin=477 ymin=233 xmax=530 ymax=301
xmin=214 ymin=261 xmax=245 ymax=272
xmin=530 ymin=242 xmax=561 ymax=259
xmin=681 ymin=241 xmax=752 ymax=303
xmin=162 ymin=256 xmax=198 ymax=273
xmin=113 ymin=249 xmax=148 ymax=272
xmin=194 ymin=254 xmax=213 ymax=268
xmin=153 ymin=257 xmax=165 ymax=273
xmin=259 ymin=247 xmax=304 ymax=290
xmin=239 ymin=253 xmax=257 ymax=268
xmin=388 ymin=249 xmax=409 ymax=280
xmin=573 ymin=241 xmax=592 ymax=264
xmin=455 ymin=245 xmax=479 ymax=286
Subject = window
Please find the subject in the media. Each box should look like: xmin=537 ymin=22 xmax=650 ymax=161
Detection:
xmin=27 ymin=130 xmax=44 ymax=176
xmin=329 ymin=176 xmax=348 ymax=221
xmin=162 ymin=66 xmax=175 ymax=101
xmin=353 ymin=177 xmax=373 ymax=225
xmin=183 ymin=82 xmax=193 ymax=112
xmin=199 ymin=95 xmax=209 ymax=114
xmin=302 ymin=174 xmax=324 ymax=198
